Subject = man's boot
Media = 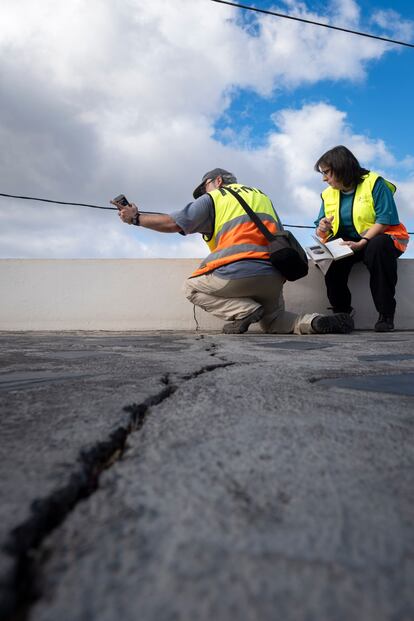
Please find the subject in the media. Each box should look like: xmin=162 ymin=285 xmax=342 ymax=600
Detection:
xmin=311 ymin=313 xmax=354 ymax=334
xmin=223 ymin=306 xmax=264 ymax=334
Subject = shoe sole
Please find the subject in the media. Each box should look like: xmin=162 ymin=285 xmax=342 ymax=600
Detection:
xmin=313 ymin=313 xmax=354 ymax=334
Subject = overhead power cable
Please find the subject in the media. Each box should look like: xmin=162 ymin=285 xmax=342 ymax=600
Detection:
xmin=210 ymin=0 xmax=414 ymax=49
xmin=0 ymin=192 xmax=159 ymax=215
xmin=0 ymin=191 xmax=313 ymax=229
xmin=1 ymin=192 xmax=412 ymax=233
xmin=0 ymin=192 xmax=116 ymax=211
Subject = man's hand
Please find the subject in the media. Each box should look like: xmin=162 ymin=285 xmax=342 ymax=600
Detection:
xmin=111 ymin=200 xmax=139 ymax=225
xmin=110 ymin=199 xmax=182 ymax=233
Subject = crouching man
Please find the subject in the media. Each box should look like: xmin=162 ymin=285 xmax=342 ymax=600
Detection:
xmin=113 ymin=168 xmax=353 ymax=335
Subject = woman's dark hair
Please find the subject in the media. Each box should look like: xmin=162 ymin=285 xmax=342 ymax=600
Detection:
xmin=314 ymin=145 xmax=369 ymax=188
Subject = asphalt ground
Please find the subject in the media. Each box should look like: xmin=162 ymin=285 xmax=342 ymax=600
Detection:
xmin=0 ymin=330 xmax=413 ymax=621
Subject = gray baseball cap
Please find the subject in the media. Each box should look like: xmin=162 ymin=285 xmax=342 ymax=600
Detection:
xmin=193 ymin=168 xmax=237 ymax=199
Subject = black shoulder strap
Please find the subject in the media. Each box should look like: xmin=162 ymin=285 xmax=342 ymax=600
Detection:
xmin=225 ymin=186 xmax=281 ymax=242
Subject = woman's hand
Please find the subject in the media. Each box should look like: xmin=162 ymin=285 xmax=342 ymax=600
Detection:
xmin=316 ymin=216 xmax=334 ymax=239
xmin=317 ymin=215 xmax=334 ymax=234
xmin=341 ymin=239 xmax=368 ymax=252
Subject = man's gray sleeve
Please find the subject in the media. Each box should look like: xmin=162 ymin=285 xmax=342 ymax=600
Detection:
xmin=170 ymin=194 xmax=214 ymax=235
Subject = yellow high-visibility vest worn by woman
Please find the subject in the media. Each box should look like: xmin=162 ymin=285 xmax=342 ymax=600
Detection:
xmin=321 ymin=172 xmax=409 ymax=253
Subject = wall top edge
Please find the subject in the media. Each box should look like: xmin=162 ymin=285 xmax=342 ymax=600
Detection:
xmin=0 ymin=258 xmax=412 ymax=263
xmin=0 ymin=258 xmax=205 ymax=263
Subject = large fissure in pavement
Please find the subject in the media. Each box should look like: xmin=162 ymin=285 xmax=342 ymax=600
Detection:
xmin=2 ymin=361 xmax=234 ymax=621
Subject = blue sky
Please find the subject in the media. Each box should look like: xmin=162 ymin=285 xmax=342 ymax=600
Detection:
xmin=214 ymin=0 xmax=414 ymax=253
xmin=214 ymin=0 xmax=414 ymax=161
xmin=0 ymin=0 xmax=413 ymax=257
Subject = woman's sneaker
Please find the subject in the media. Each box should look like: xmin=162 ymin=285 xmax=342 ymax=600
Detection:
xmin=374 ymin=314 xmax=394 ymax=332
xmin=311 ymin=313 xmax=354 ymax=334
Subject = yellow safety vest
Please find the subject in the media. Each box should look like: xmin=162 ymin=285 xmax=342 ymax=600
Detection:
xmin=321 ymin=172 xmax=409 ymax=253
xmin=191 ymin=184 xmax=280 ymax=277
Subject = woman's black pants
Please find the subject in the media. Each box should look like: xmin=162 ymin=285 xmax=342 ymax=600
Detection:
xmin=324 ymin=234 xmax=402 ymax=317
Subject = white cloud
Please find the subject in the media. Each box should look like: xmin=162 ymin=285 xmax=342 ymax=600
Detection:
xmin=371 ymin=9 xmax=414 ymax=42
xmin=395 ymin=178 xmax=414 ymax=219
xmin=253 ymin=102 xmax=413 ymax=222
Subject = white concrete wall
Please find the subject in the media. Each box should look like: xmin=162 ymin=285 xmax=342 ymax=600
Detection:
xmin=0 ymin=259 xmax=412 ymax=331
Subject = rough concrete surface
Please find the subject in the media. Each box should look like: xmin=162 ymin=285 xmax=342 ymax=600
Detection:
xmin=0 ymin=331 xmax=413 ymax=621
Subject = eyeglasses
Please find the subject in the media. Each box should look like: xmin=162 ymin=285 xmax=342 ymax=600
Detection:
xmin=319 ymin=167 xmax=332 ymax=176
xmin=200 ymin=178 xmax=214 ymax=195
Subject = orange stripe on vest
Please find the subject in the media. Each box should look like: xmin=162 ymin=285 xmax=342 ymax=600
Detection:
xmin=216 ymin=220 xmax=278 ymax=251
xmin=384 ymin=223 xmax=410 ymax=253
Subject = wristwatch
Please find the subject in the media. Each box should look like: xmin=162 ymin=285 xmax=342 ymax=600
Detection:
xmin=132 ymin=212 xmax=140 ymax=226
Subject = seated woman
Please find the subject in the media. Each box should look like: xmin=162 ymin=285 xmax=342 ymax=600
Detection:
xmin=314 ymin=145 xmax=409 ymax=331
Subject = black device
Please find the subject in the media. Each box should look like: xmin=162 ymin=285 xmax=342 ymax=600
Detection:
xmin=112 ymin=194 xmax=130 ymax=206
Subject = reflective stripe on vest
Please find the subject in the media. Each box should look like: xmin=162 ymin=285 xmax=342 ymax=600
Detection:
xmin=191 ymin=184 xmax=279 ymax=277
xmin=321 ymin=172 xmax=409 ymax=253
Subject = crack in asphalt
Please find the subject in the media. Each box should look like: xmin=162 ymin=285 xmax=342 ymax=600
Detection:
xmin=1 ymin=359 xmax=235 ymax=621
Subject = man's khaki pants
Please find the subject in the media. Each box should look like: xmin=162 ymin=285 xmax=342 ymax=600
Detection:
xmin=184 ymin=273 xmax=318 ymax=334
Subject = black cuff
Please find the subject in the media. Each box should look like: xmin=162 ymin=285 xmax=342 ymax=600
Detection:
xmin=132 ymin=212 xmax=140 ymax=226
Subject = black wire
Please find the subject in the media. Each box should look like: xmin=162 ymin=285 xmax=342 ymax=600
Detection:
xmin=210 ymin=0 xmax=414 ymax=49
xmin=193 ymin=304 xmax=200 ymax=331
xmin=0 ymin=192 xmax=116 ymax=210
xmin=1 ymin=192 xmax=412 ymax=233
xmin=283 ymin=224 xmax=313 ymax=229
xmin=1 ymin=191 xmax=312 ymax=228
xmin=0 ymin=192 xmax=161 ymax=214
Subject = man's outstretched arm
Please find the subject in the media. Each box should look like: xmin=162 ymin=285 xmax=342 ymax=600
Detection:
xmin=112 ymin=201 xmax=181 ymax=233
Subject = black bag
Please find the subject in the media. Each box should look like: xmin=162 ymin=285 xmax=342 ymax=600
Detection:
xmin=226 ymin=187 xmax=309 ymax=281
xmin=267 ymin=231 xmax=309 ymax=281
